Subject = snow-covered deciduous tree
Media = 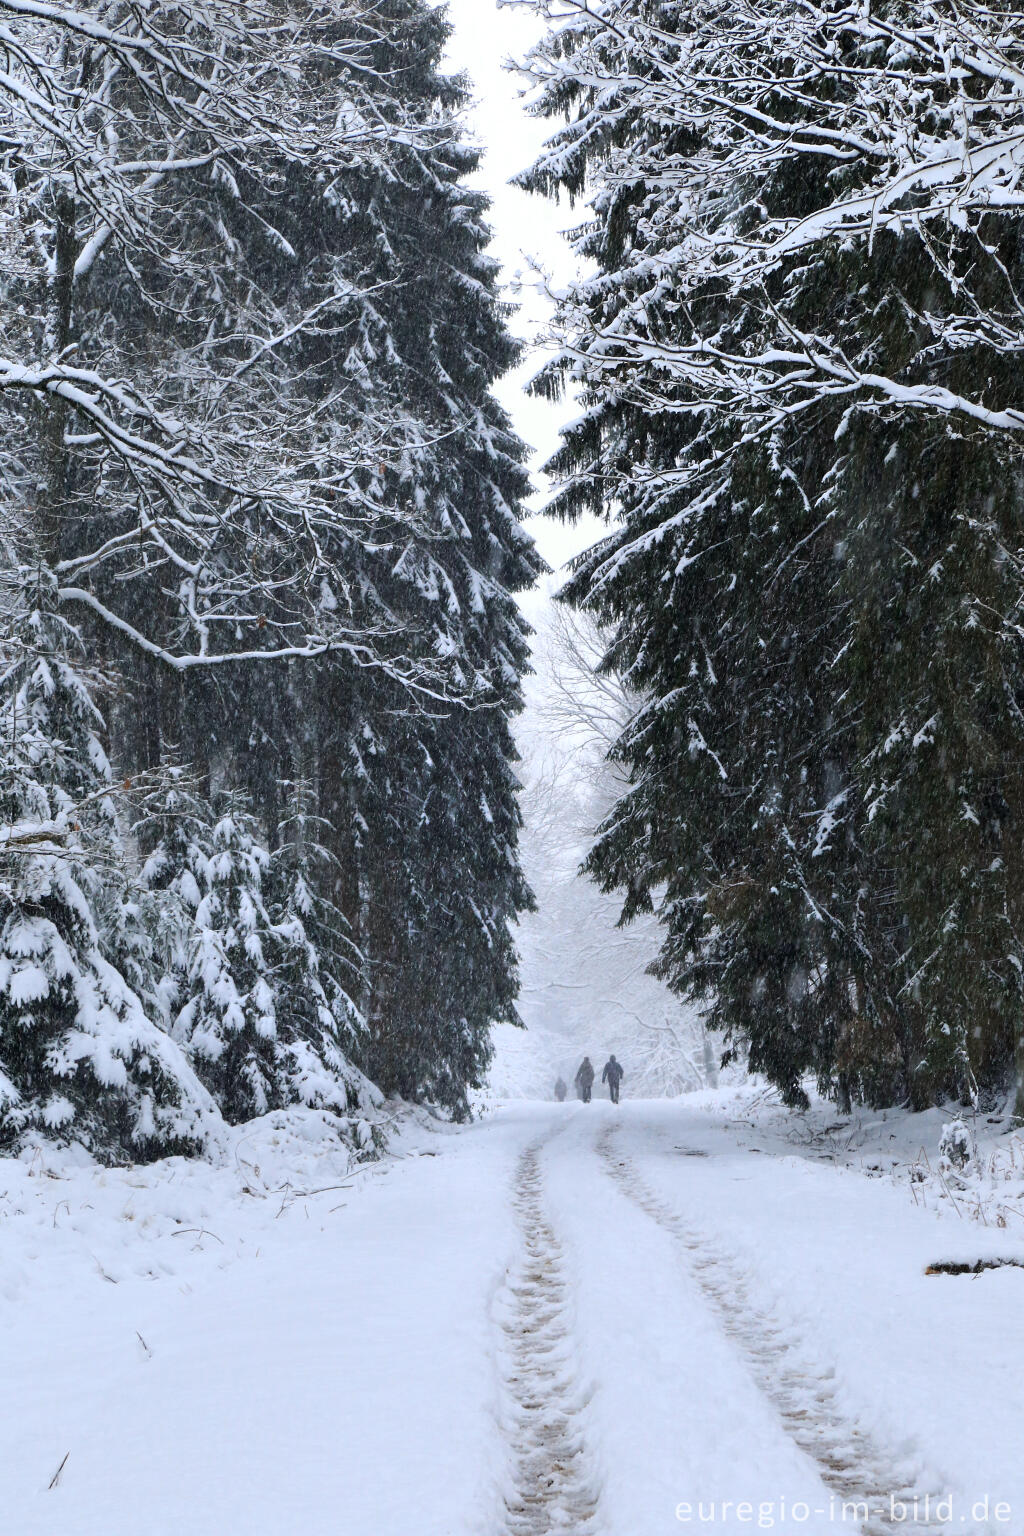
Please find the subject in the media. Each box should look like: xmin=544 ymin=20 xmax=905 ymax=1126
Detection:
xmin=513 ymin=1 xmax=1024 ymax=444
xmin=0 ymin=0 xmax=464 ymax=686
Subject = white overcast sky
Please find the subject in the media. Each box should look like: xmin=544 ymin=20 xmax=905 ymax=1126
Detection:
xmin=440 ymin=0 xmax=601 ymax=580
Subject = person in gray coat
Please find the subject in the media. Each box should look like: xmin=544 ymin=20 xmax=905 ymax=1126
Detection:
xmin=554 ymin=1077 xmax=567 ymax=1102
xmin=574 ymin=1057 xmax=595 ymax=1103
xmin=602 ymin=1054 xmax=624 ymax=1104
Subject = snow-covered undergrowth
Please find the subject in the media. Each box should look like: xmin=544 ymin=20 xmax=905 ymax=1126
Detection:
xmin=697 ymin=1082 xmax=1024 ymax=1245
xmin=0 ymin=1105 xmax=394 ymax=1308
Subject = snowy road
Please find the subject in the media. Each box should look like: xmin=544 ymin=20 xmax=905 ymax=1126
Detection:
xmin=3 ymin=1099 xmax=1022 ymax=1535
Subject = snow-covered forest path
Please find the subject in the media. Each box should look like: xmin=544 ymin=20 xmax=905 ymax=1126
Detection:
xmin=4 ymin=1099 xmax=1023 ymax=1536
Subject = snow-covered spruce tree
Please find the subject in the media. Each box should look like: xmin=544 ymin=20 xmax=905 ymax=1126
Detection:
xmin=265 ymin=805 xmax=381 ymax=1127
xmin=352 ymin=707 xmax=535 ymax=1118
xmin=337 ymin=0 xmax=541 ymax=1115
xmin=138 ymin=779 xmax=379 ymax=1129
xmin=208 ymin=0 xmax=541 ymax=1116
xmin=133 ymin=768 xmax=218 ymax=1034
xmin=0 ymin=599 xmax=217 ymax=1159
xmin=3 ymin=1 xmax=539 ymax=1124
xmin=168 ymin=796 xmax=281 ymax=1124
xmin=516 ymin=1 xmax=1024 ymax=1110
xmin=515 ymin=0 xmax=857 ymax=1107
xmin=32 ymin=0 xmax=540 ymax=1117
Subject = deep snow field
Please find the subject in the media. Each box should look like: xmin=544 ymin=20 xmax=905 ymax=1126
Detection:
xmin=2 ymin=1089 xmax=1022 ymax=1536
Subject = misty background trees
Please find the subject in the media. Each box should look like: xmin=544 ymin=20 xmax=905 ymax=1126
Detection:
xmin=493 ymin=603 xmax=713 ymax=1099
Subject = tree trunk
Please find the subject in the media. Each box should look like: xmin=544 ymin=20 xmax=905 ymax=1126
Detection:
xmin=38 ymin=189 xmax=78 ymax=571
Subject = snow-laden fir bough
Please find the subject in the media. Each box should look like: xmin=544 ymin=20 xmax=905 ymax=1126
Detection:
xmin=512 ymin=0 xmax=1024 ymax=1114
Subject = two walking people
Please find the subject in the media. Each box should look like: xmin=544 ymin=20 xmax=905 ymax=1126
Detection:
xmin=566 ymin=1054 xmax=623 ymax=1104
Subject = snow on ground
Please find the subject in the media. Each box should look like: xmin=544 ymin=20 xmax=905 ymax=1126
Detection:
xmin=2 ymin=1092 xmax=1021 ymax=1535
xmin=1 ymin=1106 xmax=522 ymax=1536
xmin=608 ymin=1094 xmax=1024 ymax=1533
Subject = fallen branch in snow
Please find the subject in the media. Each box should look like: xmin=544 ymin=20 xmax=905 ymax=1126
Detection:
xmin=47 ymin=1453 xmax=69 ymax=1490
xmin=925 ymin=1258 xmax=1024 ymax=1276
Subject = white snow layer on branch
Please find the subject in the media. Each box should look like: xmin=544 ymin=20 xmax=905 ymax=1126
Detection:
xmin=0 ymin=1 xmax=493 ymax=696
xmin=512 ymin=0 xmax=1024 ymax=443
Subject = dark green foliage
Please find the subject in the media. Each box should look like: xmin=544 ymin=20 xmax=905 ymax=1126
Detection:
xmin=0 ymin=608 xmax=215 ymax=1159
xmin=105 ymin=0 xmax=537 ymax=1121
xmin=521 ymin=0 xmax=1024 ymax=1112
xmin=241 ymin=1 xmax=542 ymax=1112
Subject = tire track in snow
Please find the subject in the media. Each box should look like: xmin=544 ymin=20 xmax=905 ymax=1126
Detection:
xmin=496 ymin=1137 xmax=601 ymax=1536
xmin=597 ymin=1125 xmax=956 ymax=1536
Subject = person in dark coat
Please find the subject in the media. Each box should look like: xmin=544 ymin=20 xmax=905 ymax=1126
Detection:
xmin=575 ymin=1056 xmax=595 ymax=1103
xmin=602 ymin=1054 xmax=624 ymax=1104
xmin=554 ymin=1076 xmax=567 ymax=1102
